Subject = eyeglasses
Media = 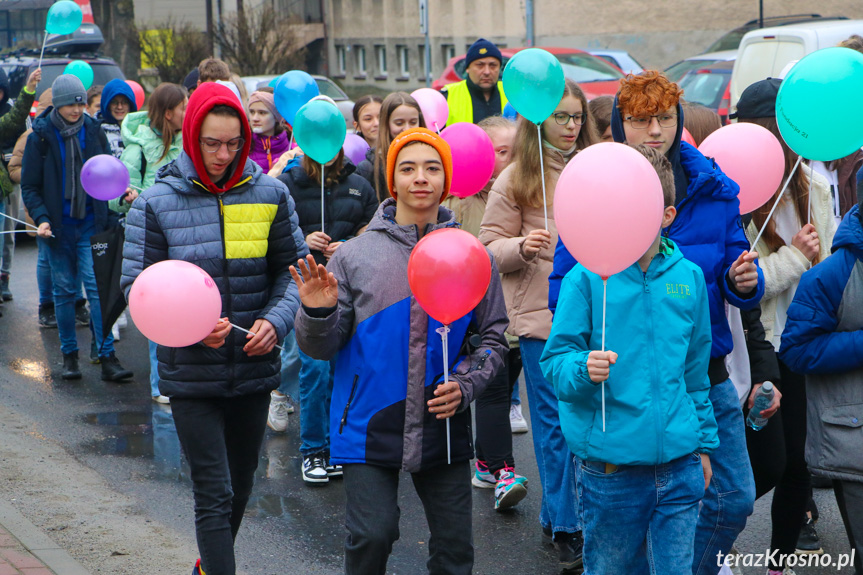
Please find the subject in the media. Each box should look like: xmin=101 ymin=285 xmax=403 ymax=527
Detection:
xmin=200 ymin=137 xmax=245 ymax=153
xmin=625 ymin=114 xmax=677 ymax=130
xmin=552 ymin=112 xmax=586 ymax=126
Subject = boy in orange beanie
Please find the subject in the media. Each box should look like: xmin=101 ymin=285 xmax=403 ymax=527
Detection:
xmin=292 ymin=127 xmax=508 ymax=574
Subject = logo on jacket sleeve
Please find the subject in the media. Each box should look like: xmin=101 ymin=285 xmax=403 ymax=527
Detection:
xmin=349 ymin=188 xmax=361 ymax=197
xmin=666 ymin=283 xmax=691 ymax=299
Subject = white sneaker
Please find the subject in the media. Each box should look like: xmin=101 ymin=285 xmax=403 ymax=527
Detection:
xmin=302 ymin=454 xmax=329 ymax=483
xmin=111 ymin=323 xmax=121 ymax=341
xmin=267 ymin=391 xmax=290 ymax=432
xmin=117 ymin=311 xmax=128 ymax=330
xmin=152 ymin=394 xmax=170 ymax=404
xmin=510 ymin=403 xmax=528 ymax=433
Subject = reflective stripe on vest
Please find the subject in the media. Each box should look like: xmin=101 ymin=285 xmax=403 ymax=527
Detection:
xmin=444 ymin=80 xmax=508 ymax=126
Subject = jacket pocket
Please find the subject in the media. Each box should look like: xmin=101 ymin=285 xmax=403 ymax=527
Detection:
xmin=338 ymin=374 xmax=360 ymax=434
xmin=818 ymin=404 xmax=863 ymax=473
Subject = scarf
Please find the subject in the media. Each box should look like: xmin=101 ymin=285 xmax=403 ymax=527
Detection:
xmin=50 ymin=108 xmax=86 ymax=219
xmin=542 ymin=139 xmax=578 ymax=159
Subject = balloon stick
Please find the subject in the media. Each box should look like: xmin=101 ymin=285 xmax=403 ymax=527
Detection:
xmin=0 ymin=211 xmax=41 ymax=231
xmin=536 ymin=124 xmax=548 ymax=230
xmin=750 ymin=156 xmax=802 ymax=250
xmin=229 ymin=323 xmax=284 ymax=351
xmin=807 ymin=160 xmax=814 ymax=226
xmin=320 ymin=163 xmax=325 ymax=236
xmin=601 ymin=277 xmax=607 ymax=433
xmin=38 ymin=31 xmax=48 ymax=69
xmin=436 ymin=325 xmax=452 ymax=465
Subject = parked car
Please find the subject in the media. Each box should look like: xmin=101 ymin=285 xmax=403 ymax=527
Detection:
xmin=432 ymin=47 xmax=625 ymax=100
xmin=704 ymin=13 xmax=849 ymax=53
xmin=729 ymin=19 xmax=863 ymax=107
xmin=665 ymin=50 xmax=737 ymax=83
xmin=678 ymin=60 xmax=734 ymax=124
xmin=240 ymin=74 xmax=354 ymax=130
xmin=588 ymin=49 xmax=644 ymax=74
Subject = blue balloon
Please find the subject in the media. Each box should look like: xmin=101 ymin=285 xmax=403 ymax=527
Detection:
xmin=293 ymin=99 xmax=346 ymax=164
xmin=274 ymin=71 xmax=320 ymax=126
xmin=503 ymin=102 xmax=518 ymax=121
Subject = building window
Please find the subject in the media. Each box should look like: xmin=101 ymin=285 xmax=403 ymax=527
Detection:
xmin=335 ymin=45 xmax=346 ymax=76
xmin=442 ymin=44 xmax=455 ymax=63
xmin=376 ymin=45 xmax=387 ymax=77
xmin=355 ymin=45 xmax=366 ymax=76
xmin=418 ymin=44 xmax=427 ymax=78
xmin=397 ymin=45 xmax=409 ymax=77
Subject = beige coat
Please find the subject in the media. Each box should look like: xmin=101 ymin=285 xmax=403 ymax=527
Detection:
xmin=478 ymin=151 xmax=565 ymax=340
xmin=442 ymin=190 xmax=488 ymax=239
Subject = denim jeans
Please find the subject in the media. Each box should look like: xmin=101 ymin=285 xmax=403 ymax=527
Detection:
xmin=519 ymin=337 xmax=579 ymax=534
xmin=277 ymin=330 xmax=300 ymax=400
xmin=171 ymin=392 xmax=270 ymax=575
xmin=39 ymin=219 xmax=114 ymax=356
xmin=343 ymin=462 xmax=473 ymax=575
xmin=577 ymin=453 xmax=704 ymax=574
xmin=148 ymin=340 xmax=160 ymax=397
xmin=37 ymin=234 xmax=85 ymax=306
xmin=693 ymin=379 xmax=756 ymax=575
xmin=298 ymin=347 xmax=335 ymax=456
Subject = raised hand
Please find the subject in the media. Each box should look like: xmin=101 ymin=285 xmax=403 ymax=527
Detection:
xmin=522 ymin=228 xmax=552 ymax=257
xmin=791 ymin=223 xmax=819 ymax=262
xmin=290 ymin=254 xmax=339 ymax=309
xmin=728 ymin=250 xmax=759 ymax=294
xmin=587 ymin=350 xmax=618 ymax=383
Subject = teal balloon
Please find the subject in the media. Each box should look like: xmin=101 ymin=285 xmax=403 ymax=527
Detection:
xmin=502 ymin=48 xmax=565 ymax=124
xmin=64 ymin=60 xmax=93 ymax=90
xmin=45 ymin=1 xmax=83 ymax=35
xmin=776 ymin=47 xmax=863 ymax=162
xmin=293 ymin=99 xmax=347 ymax=164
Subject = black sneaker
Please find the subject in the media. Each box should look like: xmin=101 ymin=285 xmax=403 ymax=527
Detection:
xmin=75 ymin=299 xmax=90 ymax=327
xmin=796 ymin=516 xmax=824 ymax=554
xmin=555 ymin=531 xmax=584 ymax=574
xmin=38 ymin=304 xmax=57 ymax=328
xmin=100 ymin=353 xmax=134 ymax=382
xmin=62 ymin=351 xmax=82 ymax=380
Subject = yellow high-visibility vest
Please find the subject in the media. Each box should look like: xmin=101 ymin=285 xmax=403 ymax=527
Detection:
xmin=443 ymin=80 xmax=508 ymax=126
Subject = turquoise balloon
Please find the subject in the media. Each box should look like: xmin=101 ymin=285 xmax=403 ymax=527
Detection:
xmin=293 ymin=99 xmax=347 ymax=164
xmin=45 ymin=1 xmax=83 ymax=35
xmin=64 ymin=60 xmax=93 ymax=90
xmin=502 ymin=48 xmax=565 ymax=124
xmin=776 ymin=47 xmax=863 ymax=162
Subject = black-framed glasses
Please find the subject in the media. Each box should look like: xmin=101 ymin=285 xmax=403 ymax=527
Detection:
xmin=200 ymin=137 xmax=245 ymax=153
xmin=552 ymin=112 xmax=587 ymax=126
xmin=625 ymin=113 xmax=677 ymax=130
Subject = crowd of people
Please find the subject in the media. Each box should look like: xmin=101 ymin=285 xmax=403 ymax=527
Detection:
xmin=2 ymin=33 xmax=863 ymax=575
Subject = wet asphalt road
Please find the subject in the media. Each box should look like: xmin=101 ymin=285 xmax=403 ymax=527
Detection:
xmin=0 ymin=238 xmax=855 ymax=574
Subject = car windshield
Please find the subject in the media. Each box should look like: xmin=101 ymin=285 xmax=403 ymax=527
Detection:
xmin=679 ymin=70 xmax=731 ymax=108
xmin=29 ymin=63 xmax=124 ymax=98
xmin=554 ymin=53 xmax=623 ymax=83
xmin=705 ymin=28 xmax=751 ymax=53
xmin=315 ymin=78 xmax=346 ymax=100
xmin=665 ymin=58 xmax=724 ymax=83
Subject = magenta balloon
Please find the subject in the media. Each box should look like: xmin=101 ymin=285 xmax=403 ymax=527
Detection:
xmin=343 ymin=133 xmax=371 ymax=166
xmin=698 ymin=123 xmax=785 ymax=215
xmin=440 ymin=122 xmax=495 ymax=199
xmin=129 ymin=260 xmax=223 ymax=348
xmin=80 ymin=155 xmax=131 ymax=201
xmin=412 ymin=88 xmax=449 ymax=132
xmin=554 ymin=142 xmax=665 ymax=278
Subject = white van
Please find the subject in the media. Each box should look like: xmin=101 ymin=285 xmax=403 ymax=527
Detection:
xmin=729 ymin=20 xmax=863 ymax=108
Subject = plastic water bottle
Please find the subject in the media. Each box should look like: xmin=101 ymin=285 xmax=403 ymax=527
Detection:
xmin=746 ymin=382 xmax=775 ymax=431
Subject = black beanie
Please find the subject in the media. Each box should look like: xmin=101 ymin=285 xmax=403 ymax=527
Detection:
xmin=465 ymin=38 xmax=502 ymax=68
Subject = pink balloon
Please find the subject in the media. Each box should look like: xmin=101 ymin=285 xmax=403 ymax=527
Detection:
xmin=554 ymin=143 xmax=665 ymax=278
xmin=412 ymin=88 xmax=449 ymax=132
xmin=681 ymin=128 xmax=697 ymax=147
xmin=129 ymin=260 xmax=223 ymax=347
xmin=343 ymin=133 xmax=370 ymax=166
xmin=80 ymin=154 xmax=130 ymax=201
xmin=126 ymin=80 xmax=145 ymax=110
xmin=440 ymin=122 xmax=495 ymax=199
xmin=698 ymin=123 xmax=785 ymax=214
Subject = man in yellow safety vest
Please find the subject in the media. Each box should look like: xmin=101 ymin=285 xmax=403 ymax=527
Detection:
xmin=443 ymin=38 xmax=508 ymax=126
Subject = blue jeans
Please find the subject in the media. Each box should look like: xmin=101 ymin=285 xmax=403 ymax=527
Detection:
xmin=37 ymin=237 xmax=84 ymax=306
xmin=148 ymin=340 xmax=160 ymax=397
xmin=39 ymin=219 xmax=114 ymax=356
xmin=277 ymin=330 xmax=300 ymax=400
xmin=520 ymin=337 xmax=579 ymax=534
xmin=577 ymin=453 xmax=705 ymax=574
xmin=693 ymin=379 xmax=756 ymax=575
xmin=298 ymin=347 xmax=335 ymax=456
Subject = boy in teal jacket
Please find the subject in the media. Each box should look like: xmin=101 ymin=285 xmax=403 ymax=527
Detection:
xmin=540 ymin=145 xmax=718 ymax=574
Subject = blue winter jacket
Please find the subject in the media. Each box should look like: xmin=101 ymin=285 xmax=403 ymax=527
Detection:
xmin=549 ymin=100 xmax=764 ymax=382
xmin=541 ymin=238 xmax=718 ymax=465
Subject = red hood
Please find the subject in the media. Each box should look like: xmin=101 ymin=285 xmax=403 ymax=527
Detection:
xmin=182 ymin=82 xmax=252 ymax=194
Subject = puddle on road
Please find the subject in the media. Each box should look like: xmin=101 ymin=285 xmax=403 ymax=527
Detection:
xmin=244 ymin=494 xmax=297 ymax=520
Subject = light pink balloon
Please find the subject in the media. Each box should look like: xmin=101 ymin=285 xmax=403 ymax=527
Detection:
xmin=129 ymin=260 xmax=223 ymax=348
xmin=698 ymin=123 xmax=785 ymax=215
xmin=440 ymin=122 xmax=495 ymax=199
xmin=554 ymin=142 xmax=665 ymax=278
xmin=412 ymin=88 xmax=449 ymax=132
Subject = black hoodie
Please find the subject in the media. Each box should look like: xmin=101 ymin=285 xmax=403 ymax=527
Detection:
xmin=0 ymin=68 xmax=11 ymax=117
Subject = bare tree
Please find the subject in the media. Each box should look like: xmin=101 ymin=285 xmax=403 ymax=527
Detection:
xmin=213 ymin=5 xmax=307 ymax=76
xmin=136 ymin=19 xmax=210 ymax=85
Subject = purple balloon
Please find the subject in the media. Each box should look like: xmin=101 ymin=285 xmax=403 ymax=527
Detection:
xmin=80 ymin=155 xmax=131 ymax=201
xmin=343 ymin=133 xmax=371 ymax=167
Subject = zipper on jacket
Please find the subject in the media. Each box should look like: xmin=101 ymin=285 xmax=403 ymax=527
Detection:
xmin=643 ymin=270 xmax=664 ymax=463
xmin=339 ymin=374 xmax=360 ymax=434
xmin=217 ymin=196 xmax=235 ymax=385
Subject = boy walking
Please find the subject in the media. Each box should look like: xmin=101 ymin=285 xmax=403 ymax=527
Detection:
xmin=541 ymin=145 xmax=717 ymax=573
xmin=292 ymin=127 xmax=508 ymax=574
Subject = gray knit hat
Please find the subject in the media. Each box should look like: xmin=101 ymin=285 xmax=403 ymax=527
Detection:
xmin=51 ymin=74 xmax=86 ymax=108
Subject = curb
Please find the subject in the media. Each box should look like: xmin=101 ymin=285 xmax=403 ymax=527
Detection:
xmin=0 ymin=499 xmax=92 ymax=575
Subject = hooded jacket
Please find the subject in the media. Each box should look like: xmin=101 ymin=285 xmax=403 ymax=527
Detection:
xmin=8 ymin=88 xmax=51 ymax=184
xmin=249 ymin=131 xmax=291 ymax=172
xmin=0 ymin=83 xmax=36 ymax=198
xmin=541 ymin=238 xmax=718 ymax=465
xmin=295 ymin=199 xmax=509 ymax=473
xmin=110 ymin=110 xmax=183 ymax=213
xmin=277 ymin=160 xmax=377 ymax=265
xmin=98 ymin=79 xmax=137 ymax=158
xmin=779 ymin=207 xmax=863 ymax=481
xmin=0 ymin=68 xmax=11 ymax=116
xmin=549 ymin=99 xmax=764 ymax=384
xmin=121 ymin=82 xmax=304 ymax=399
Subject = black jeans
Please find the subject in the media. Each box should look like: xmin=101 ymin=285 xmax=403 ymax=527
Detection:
xmin=343 ymin=462 xmax=473 ymax=575
xmin=744 ymin=360 xmax=810 ymax=569
xmin=834 ymin=480 xmax=863 ymax=574
xmin=171 ymin=392 xmax=271 ymax=575
xmin=475 ymin=347 xmax=521 ymax=474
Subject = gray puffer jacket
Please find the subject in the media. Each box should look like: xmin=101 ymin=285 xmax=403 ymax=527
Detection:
xmin=121 ymin=152 xmax=306 ymax=398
